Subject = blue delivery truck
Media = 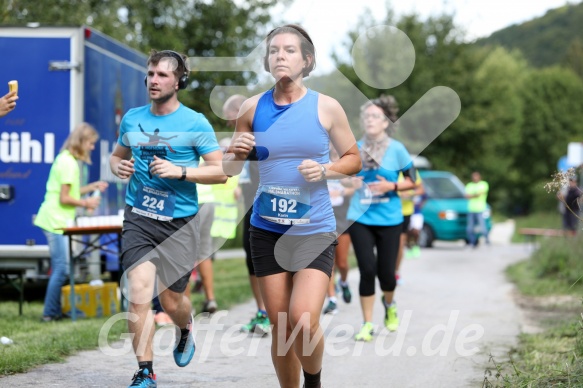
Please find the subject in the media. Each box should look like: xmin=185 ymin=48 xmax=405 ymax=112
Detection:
xmin=0 ymin=26 xmax=148 ymax=275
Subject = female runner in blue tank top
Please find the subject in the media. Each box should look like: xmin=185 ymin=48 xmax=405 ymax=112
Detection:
xmin=223 ymin=24 xmax=361 ymax=388
xmin=347 ymin=97 xmax=416 ymax=342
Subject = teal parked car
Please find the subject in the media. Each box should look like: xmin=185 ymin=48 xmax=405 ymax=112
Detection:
xmin=417 ymin=170 xmax=491 ymax=247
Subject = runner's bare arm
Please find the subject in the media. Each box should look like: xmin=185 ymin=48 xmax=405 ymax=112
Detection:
xmin=110 ymin=144 xmax=135 ymax=179
xmin=320 ymin=94 xmax=361 ymax=178
xmin=193 ymin=150 xmax=228 ymax=184
xmin=150 ymin=151 xmax=227 ymax=184
xmin=222 ymin=96 xmax=259 ymax=177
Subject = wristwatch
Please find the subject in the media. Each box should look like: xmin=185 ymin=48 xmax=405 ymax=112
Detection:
xmin=319 ymin=164 xmax=327 ymax=181
xmin=179 ymin=166 xmax=187 ymax=181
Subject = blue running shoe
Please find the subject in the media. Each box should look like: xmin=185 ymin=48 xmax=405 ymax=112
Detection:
xmin=129 ymin=368 xmax=156 ymax=387
xmin=174 ymin=314 xmax=196 ymax=367
xmin=341 ymin=283 xmax=352 ymax=304
xmin=323 ymin=300 xmax=338 ymax=315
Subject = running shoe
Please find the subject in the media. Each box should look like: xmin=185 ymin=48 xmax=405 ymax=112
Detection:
xmin=192 ymin=278 xmax=203 ymax=294
xmin=154 ymin=312 xmax=173 ymax=326
xmin=253 ymin=313 xmax=271 ymax=335
xmin=173 ymin=314 xmax=196 ymax=367
xmin=341 ymin=283 xmax=352 ymax=303
xmin=241 ymin=312 xmax=271 ymax=335
xmin=322 ymin=300 xmax=338 ymax=315
xmin=405 ymin=248 xmax=414 ymax=259
xmin=202 ymin=300 xmax=217 ymax=314
xmin=240 ymin=313 xmax=259 ymax=332
xmin=383 ymin=300 xmax=399 ymax=332
xmin=411 ymin=245 xmax=421 ymax=258
xmin=128 ymin=368 xmax=156 ymax=388
xmin=354 ymin=322 xmax=374 ymax=342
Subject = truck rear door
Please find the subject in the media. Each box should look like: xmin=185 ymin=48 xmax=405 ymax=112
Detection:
xmin=0 ymin=27 xmax=82 ymax=245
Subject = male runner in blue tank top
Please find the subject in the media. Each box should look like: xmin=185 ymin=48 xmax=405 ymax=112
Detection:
xmin=110 ymin=50 xmax=226 ymax=388
xmin=223 ymin=24 xmax=361 ymax=388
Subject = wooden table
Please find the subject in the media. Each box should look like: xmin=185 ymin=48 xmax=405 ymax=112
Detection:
xmin=518 ymin=227 xmax=567 ymax=250
xmin=61 ymin=225 xmax=122 ymax=321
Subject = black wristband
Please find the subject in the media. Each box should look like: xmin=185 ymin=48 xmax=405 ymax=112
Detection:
xmin=179 ymin=166 xmax=187 ymax=181
xmin=394 ymin=182 xmax=398 ymax=191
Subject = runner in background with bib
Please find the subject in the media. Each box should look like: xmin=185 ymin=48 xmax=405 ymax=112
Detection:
xmin=347 ymin=96 xmax=416 ymax=342
xmin=396 ymin=169 xmax=425 ymax=279
xmin=322 ymin=145 xmax=355 ymax=315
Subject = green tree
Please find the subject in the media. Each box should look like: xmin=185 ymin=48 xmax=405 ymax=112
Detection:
xmin=324 ymin=3 xmax=583 ymax=216
xmin=453 ymin=47 xmax=527 ymax=213
xmin=514 ymin=66 xmax=583 ymax=213
xmin=325 ymin=10 xmax=471 ymax=138
xmin=563 ymin=38 xmax=583 ymax=80
xmin=0 ymin=0 xmax=192 ymax=48
xmin=178 ymin=0 xmax=283 ymax=127
xmin=328 ymin=10 xmax=482 ymax=170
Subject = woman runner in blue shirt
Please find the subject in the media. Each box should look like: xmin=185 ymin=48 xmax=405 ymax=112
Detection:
xmin=347 ymin=96 xmax=416 ymax=342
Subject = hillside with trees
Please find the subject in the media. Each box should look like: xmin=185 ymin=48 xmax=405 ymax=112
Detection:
xmin=477 ymin=1 xmax=583 ymax=77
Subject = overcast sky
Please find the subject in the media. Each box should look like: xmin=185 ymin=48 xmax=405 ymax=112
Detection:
xmin=271 ymin=0 xmax=576 ymax=74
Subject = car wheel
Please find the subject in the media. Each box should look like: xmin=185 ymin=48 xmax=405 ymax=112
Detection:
xmin=419 ymin=225 xmax=434 ymax=248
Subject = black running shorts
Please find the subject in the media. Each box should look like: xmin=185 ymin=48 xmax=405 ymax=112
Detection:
xmin=249 ymin=226 xmax=337 ymax=278
xmin=121 ymin=205 xmax=200 ymax=293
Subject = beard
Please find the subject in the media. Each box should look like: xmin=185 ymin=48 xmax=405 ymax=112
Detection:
xmin=151 ymin=89 xmax=176 ymax=104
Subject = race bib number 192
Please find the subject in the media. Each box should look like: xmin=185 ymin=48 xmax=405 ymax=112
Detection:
xmin=257 ymin=185 xmax=311 ymax=225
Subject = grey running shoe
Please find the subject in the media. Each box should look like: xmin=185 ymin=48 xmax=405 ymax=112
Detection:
xmin=323 ymin=300 xmax=338 ymax=315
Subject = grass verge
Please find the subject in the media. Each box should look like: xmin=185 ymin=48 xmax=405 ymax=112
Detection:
xmin=484 ymin=318 xmax=583 ymax=387
xmin=0 ymin=257 xmax=253 ymax=376
xmin=483 ymin=235 xmax=583 ymax=387
xmin=0 ymin=303 xmax=127 ymax=375
xmin=507 ymin=235 xmax=583 ymax=296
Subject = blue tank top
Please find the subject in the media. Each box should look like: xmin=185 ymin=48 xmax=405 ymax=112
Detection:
xmin=250 ymin=89 xmax=335 ymax=235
